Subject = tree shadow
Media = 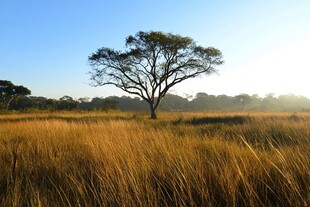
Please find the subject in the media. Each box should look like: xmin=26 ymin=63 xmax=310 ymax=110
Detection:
xmin=188 ymin=116 xmax=247 ymax=125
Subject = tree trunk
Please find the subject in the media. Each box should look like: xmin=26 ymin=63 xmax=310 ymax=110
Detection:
xmin=150 ymin=104 xmax=157 ymax=119
xmin=7 ymin=95 xmax=16 ymax=110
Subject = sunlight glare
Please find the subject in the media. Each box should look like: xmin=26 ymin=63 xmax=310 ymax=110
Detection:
xmin=238 ymin=37 xmax=310 ymax=97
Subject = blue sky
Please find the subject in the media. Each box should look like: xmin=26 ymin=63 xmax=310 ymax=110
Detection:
xmin=1 ymin=0 xmax=310 ymax=99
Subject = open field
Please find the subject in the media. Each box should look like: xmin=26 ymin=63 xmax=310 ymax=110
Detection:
xmin=0 ymin=111 xmax=309 ymax=206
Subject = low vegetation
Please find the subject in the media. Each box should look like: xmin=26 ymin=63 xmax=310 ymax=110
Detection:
xmin=0 ymin=111 xmax=309 ymax=206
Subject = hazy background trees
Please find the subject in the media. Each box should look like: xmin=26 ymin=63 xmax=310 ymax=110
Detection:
xmin=1 ymin=92 xmax=310 ymax=112
xmin=1 ymin=80 xmax=310 ymax=112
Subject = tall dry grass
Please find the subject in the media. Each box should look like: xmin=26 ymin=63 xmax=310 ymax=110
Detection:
xmin=0 ymin=111 xmax=309 ymax=206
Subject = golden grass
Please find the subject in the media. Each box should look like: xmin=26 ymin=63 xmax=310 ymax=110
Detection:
xmin=0 ymin=111 xmax=309 ymax=206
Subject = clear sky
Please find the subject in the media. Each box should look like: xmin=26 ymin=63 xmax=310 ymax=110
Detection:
xmin=1 ymin=0 xmax=310 ymax=99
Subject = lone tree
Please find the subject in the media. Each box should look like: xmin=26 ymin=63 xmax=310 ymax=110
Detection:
xmin=0 ymin=80 xmax=31 ymax=110
xmin=89 ymin=31 xmax=223 ymax=119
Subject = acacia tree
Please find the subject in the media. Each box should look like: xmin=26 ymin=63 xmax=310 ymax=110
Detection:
xmin=89 ymin=31 xmax=223 ymax=119
xmin=0 ymin=80 xmax=31 ymax=110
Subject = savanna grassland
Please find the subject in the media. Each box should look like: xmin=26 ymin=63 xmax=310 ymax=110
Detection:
xmin=0 ymin=111 xmax=309 ymax=206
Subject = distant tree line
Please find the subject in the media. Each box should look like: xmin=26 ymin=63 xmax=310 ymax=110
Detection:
xmin=4 ymin=95 xmax=78 ymax=111
xmin=2 ymin=92 xmax=310 ymax=112
xmin=159 ymin=93 xmax=310 ymax=111
xmin=2 ymin=79 xmax=310 ymax=112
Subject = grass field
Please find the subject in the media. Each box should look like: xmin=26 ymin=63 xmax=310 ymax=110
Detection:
xmin=0 ymin=111 xmax=309 ymax=206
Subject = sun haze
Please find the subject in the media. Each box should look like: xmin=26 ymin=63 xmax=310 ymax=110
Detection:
xmin=1 ymin=0 xmax=310 ymax=99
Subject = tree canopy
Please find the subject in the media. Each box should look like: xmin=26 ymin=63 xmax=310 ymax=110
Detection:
xmin=89 ymin=31 xmax=224 ymax=118
xmin=0 ymin=80 xmax=31 ymax=110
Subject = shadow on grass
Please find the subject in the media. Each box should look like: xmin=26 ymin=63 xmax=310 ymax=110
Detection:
xmin=188 ymin=116 xmax=247 ymax=125
xmin=0 ymin=116 xmax=129 ymax=123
